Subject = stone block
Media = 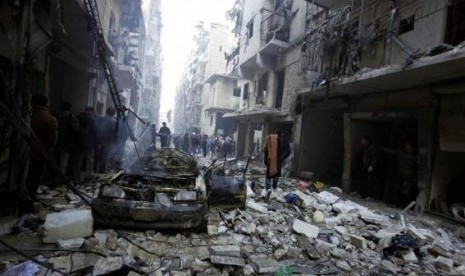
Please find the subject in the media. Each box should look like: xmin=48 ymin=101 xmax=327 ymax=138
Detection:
xmin=249 ymin=254 xmax=280 ymax=274
xmin=292 ymin=219 xmax=319 ymax=238
xmin=316 ymin=191 xmax=340 ymax=205
xmin=246 ymin=200 xmax=267 ymax=213
xmin=435 ymin=256 xmax=454 ymax=272
xmin=402 ymin=250 xmax=418 ymax=263
xmin=350 ymin=235 xmax=367 ymax=249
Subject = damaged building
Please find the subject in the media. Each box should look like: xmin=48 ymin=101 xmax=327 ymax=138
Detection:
xmin=193 ymin=0 xmax=465 ymax=222
xmin=173 ymin=22 xmax=238 ymax=136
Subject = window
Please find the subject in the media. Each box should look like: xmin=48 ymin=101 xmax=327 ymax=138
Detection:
xmin=398 ymin=15 xmax=415 ymax=35
xmin=210 ymin=115 xmax=214 ymax=126
xmin=247 ymin=20 xmax=254 ymax=39
xmin=243 ymin=83 xmax=249 ymax=100
xmin=233 ymin=87 xmax=241 ymax=97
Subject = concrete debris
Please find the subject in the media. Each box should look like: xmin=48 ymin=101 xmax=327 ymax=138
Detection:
xmin=292 ymin=219 xmax=319 ymax=238
xmin=316 ymin=191 xmax=340 ymax=204
xmin=1 ymin=168 xmax=464 ymax=276
xmin=402 ymin=250 xmax=419 ymax=263
xmin=57 ymin=237 xmax=85 ymax=249
xmin=42 ymin=209 xmax=93 ymax=243
xmin=350 ymin=235 xmax=367 ymax=249
xmin=246 ymin=200 xmax=268 ymax=213
xmin=209 ymin=245 xmax=245 ymax=267
xmin=359 ymin=210 xmax=388 ymax=225
xmin=248 ymin=254 xmax=280 ymax=274
xmin=435 ymin=256 xmax=454 ymax=271
xmin=92 ymin=256 xmax=123 ymax=275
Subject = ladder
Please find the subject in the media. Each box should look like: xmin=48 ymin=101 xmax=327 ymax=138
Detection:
xmin=83 ymin=0 xmax=125 ymax=118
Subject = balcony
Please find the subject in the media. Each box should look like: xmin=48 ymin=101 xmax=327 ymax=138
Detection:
xmin=259 ymin=9 xmax=291 ymax=56
xmin=114 ymin=64 xmax=137 ymax=89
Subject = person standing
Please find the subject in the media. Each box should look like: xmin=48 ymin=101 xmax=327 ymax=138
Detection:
xmin=113 ymin=116 xmax=137 ymax=168
xmin=159 ymin=122 xmax=171 ymax=148
xmin=95 ymin=107 xmax=117 ymax=173
xmin=55 ymin=101 xmax=80 ymax=176
xmin=382 ymin=141 xmax=418 ymax=206
xmin=264 ymin=131 xmax=291 ymax=199
xmin=23 ymin=94 xmax=58 ymax=213
xmin=360 ymin=135 xmax=382 ymax=200
xmin=201 ymin=135 xmax=209 ymax=158
xmin=150 ymin=123 xmax=157 ymax=148
xmin=182 ymin=133 xmax=190 ymax=153
xmin=75 ymin=107 xmax=97 ymax=175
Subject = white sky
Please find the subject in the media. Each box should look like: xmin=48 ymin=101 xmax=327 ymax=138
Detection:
xmin=157 ymin=0 xmax=235 ymax=115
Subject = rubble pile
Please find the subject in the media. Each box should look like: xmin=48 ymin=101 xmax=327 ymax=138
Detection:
xmin=2 ymin=170 xmax=465 ymax=275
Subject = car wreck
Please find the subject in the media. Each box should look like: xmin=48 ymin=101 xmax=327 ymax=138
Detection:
xmin=92 ymin=149 xmax=247 ymax=229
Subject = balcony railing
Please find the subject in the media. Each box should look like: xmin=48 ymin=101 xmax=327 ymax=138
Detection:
xmin=260 ymin=9 xmax=291 ymax=43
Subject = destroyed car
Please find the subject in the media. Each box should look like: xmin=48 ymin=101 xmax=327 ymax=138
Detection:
xmin=92 ymin=149 xmax=247 ymax=229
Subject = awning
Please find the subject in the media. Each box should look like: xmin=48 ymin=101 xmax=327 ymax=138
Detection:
xmin=205 ymin=73 xmax=237 ymax=84
xmin=223 ymin=108 xmax=288 ymax=121
xmin=298 ymin=48 xmax=465 ymax=100
xmin=204 ymin=105 xmax=235 ymax=113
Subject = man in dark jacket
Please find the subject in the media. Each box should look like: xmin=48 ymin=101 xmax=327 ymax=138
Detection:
xmin=23 ymin=94 xmax=58 ymax=213
xmin=95 ymin=107 xmax=117 ymax=173
xmin=360 ymin=135 xmax=383 ymax=199
xmin=56 ymin=102 xmax=80 ymax=176
xmin=159 ymin=122 xmax=171 ymax=148
xmin=264 ymin=131 xmax=291 ymax=199
xmin=74 ymin=107 xmax=97 ymax=175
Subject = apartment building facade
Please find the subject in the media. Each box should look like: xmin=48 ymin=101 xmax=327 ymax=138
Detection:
xmin=226 ymin=0 xmax=465 ymax=220
xmin=142 ymin=0 xmax=163 ymax=125
xmin=174 ymin=23 xmax=238 ymax=136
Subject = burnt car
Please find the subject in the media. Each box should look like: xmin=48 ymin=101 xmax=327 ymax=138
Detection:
xmin=92 ymin=149 xmax=247 ymax=229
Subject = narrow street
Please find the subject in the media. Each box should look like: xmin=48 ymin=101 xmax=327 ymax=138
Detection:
xmin=1 ymin=0 xmax=465 ymax=275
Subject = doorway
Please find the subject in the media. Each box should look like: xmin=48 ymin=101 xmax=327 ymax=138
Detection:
xmin=347 ymin=114 xmax=419 ymax=206
xmin=275 ymin=70 xmax=285 ymax=108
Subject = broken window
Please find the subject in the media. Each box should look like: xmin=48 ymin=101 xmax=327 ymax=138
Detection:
xmin=398 ymin=15 xmax=415 ymax=35
xmin=275 ymin=70 xmax=285 ymax=108
xmin=247 ymin=20 xmax=254 ymax=39
xmin=243 ymin=83 xmax=249 ymax=100
xmin=256 ymin=72 xmax=268 ymax=105
xmin=445 ymin=0 xmax=465 ymax=46
xmin=233 ymin=87 xmax=241 ymax=97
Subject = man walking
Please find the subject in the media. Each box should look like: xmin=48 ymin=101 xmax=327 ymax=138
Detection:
xmin=75 ymin=107 xmax=97 ymax=175
xmin=264 ymin=131 xmax=291 ymax=199
xmin=159 ymin=122 xmax=171 ymax=148
xmin=95 ymin=107 xmax=117 ymax=173
xmin=23 ymin=94 xmax=58 ymax=213
xmin=56 ymin=101 xmax=80 ymax=176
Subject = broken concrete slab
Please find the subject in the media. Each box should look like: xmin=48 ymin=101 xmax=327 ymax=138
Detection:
xmin=316 ymin=191 xmax=339 ymax=204
xmin=402 ymin=250 xmax=418 ymax=263
xmin=208 ymin=245 xmax=245 ymax=267
xmin=359 ymin=210 xmax=388 ymax=225
xmin=246 ymin=200 xmax=268 ymax=213
xmin=43 ymin=209 xmax=93 ymax=243
xmin=274 ymin=248 xmax=288 ymax=260
xmin=350 ymin=235 xmax=367 ymax=249
xmin=57 ymin=237 xmax=85 ymax=249
xmin=293 ymin=191 xmax=317 ymax=207
xmin=333 ymin=200 xmax=367 ymax=214
xmin=435 ymin=256 xmax=454 ymax=272
xmin=92 ymin=257 xmax=123 ymax=275
xmin=248 ymin=254 xmax=280 ymax=274
xmin=407 ymin=225 xmax=427 ymax=245
xmin=431 ymin=239 xmax=451 ymax=256
xmin=292 ymin=219 xmax=319 ymax=238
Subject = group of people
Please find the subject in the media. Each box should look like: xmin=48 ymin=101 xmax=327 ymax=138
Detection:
xmin=23 ymin=94 xmax=138 ymax=213
xmin=172 ymin=133 xmax=236 ymax=158
xmin=352 ymin=135 xmax=418 ymax=206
